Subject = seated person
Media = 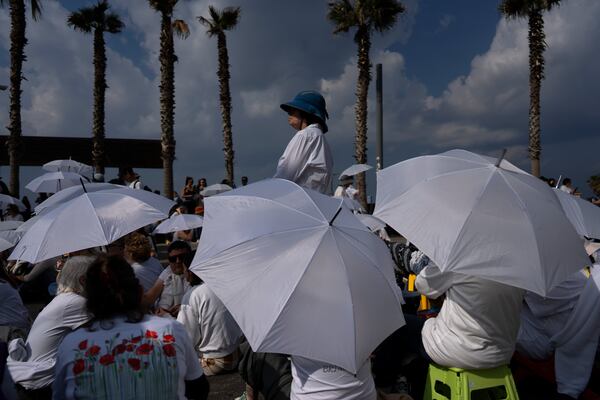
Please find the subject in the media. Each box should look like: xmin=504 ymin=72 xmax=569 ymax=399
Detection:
xmin=0 ymin=271 xmax=29 ymax=341
xmin=143 ymin=240 xmax=191 ymax=317
xmin=517 ymin=266 xmax=600 ymax=399
xmin=124 ymin=232 xmax=163 ymax=293
xmin=7 ymin=256 xmax=94 ymax=399
xmin=177 ymin=268 xmax=243 ymax=375
xmin=52 ymin=254 xmax=208 ymax=400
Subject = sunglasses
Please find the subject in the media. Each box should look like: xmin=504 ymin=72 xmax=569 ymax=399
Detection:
xmin=168 ymin=253 xmax=189 ymax=263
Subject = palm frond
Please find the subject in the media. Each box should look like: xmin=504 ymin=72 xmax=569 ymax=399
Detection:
xmin=105 ymin=13 xmax=125 ymax=33
xmin=327 ymin=0 xmax=358 ymax=34
xmin=220 ymin=6 xmax=241 ymax=31
xmin=172 ymin=19 xmax=190 ymax=39
xmin=30 ymin=0 xmax=43 ymax=21
xmin=499 ymin=0 xmax=562 ymax=18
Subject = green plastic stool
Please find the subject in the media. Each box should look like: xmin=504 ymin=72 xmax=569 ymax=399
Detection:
xmin=423 ymin=364 xmax=520 ymax=400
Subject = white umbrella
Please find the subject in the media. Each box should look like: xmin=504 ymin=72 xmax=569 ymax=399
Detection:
xmin=0 ymin=230 xmax=22 ymax=252
xmin=0 ymin=221 xmax=23 ymax=231
xmin=553 ymin=188 xmax=600 ymax=239
xmin=43 ymin=159 xmax=93 ymax=176
xmin=200 ymin=183 xmax=232 ymax=197
xmin=340 ymin=163 xmax=373 ymax=177
xmin=15 ymin=216 xmax=39 ymax=233
xmin=356 ymin=214 xmax=387 ymax=232
xmin=153 ymin=213 xmax=204 ymax=234
xmin=25 ymin=172 xmax=87 ymax=193
xmin=0 ymin=194 xmax=26 ymax=212
xmin=34 ymin=183 xmax=121 ymax=215
xmin=339 ymin=196 xmax=364 ymax=213
xmin=190 ymin=179 xmax=405 ymax=373
xmin=10 ymin=188 xmax=176 ymax=263
xmin=374 ymin=149 xmax=590 ymax=296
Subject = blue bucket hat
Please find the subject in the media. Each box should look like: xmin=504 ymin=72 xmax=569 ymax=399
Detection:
xmin=280 ymin=90 xmax=329 ymax=133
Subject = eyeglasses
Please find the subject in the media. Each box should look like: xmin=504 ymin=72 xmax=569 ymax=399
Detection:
xmin=168 ymin=253 xmax=188 ymax=263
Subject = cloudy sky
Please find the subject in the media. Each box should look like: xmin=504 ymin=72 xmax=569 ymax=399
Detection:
xmin=1 ymin=0 xmax=599 ymax=200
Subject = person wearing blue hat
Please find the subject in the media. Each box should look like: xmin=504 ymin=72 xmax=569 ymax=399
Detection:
xmin=274 ymin=90 xmax=333 ymax=194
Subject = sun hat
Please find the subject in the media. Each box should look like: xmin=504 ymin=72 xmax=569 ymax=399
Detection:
xmin=280 ymin=90 xmax=329 ymax=133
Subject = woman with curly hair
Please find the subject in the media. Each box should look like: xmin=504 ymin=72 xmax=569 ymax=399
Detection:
xmin=124 ymin=232 xmax=163 ymax=293
xmin=52 ymin=255 xmax=208 ymax=400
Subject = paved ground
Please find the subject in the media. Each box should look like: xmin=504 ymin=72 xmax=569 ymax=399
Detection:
xmin=207 ymin=372 xmax=246 ymax=400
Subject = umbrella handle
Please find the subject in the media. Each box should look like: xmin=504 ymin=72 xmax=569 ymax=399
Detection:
xmin=329 ymin=206 xmax=342 ymax=226
xmin=495 ymin=149 xmax=507 ymax=167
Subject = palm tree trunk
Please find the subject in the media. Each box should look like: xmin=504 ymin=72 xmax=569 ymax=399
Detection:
xmin=217 ymin=32 xmax=234 ymax=186
xmin=7 ymin=0 xmax=26 ymax=198
xmin=528 ymin=9 xmax=544 ymax=177
xmin=92 ymin=28 xmax=107 ymax=174
xmin=354 ymin=25 xmax=371 ymax=210
xmin=159 ymin=10 xmax=176 ymax=199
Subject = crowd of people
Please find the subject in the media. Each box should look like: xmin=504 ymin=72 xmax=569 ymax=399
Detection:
xmin=0 ymin=90 xmax=599 ymax=400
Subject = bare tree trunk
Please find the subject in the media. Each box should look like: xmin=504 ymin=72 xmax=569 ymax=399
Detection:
xmin=354 ymin=26 xmax=371 ymax=210
xmin=7 ymin=0 xmax=26 ymax=198
xmin=92 ymin=28 xmax=107 ymax=174
xmin=159 ymin=11 xmax=176 ymax=198
xmin=528 ymin=9 xmax=544 ymax=178
xmin=217 ymin=32 xmax=234 ymax=186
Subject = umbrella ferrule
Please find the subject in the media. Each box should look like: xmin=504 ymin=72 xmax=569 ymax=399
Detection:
xmin=495 ymin=149 xmax=507 ymax=167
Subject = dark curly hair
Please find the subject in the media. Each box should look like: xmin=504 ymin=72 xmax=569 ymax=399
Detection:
xmin=85 ymin=254 xmax=144 ymax=323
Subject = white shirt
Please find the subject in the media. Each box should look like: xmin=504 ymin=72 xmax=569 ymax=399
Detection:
xmin=559 ymin=184 xmax=573 ymax=194
xmin=158 ymin=267 xmax=190 ymax=310
xmin=131 ymin=257 xmax=164 ymax=292
xmin=7 ymin=293 xmax=91 ymax=389
xmin=0 ymin=280 xmax=29 ymax=330
xmin=52 ymin=315 xmax=204 ymax=400
xmin=517 ymin=268 xmax=600 ymax=398
xmin=274 ymin=124 xmax=333 ymax=194
xmin=128 ymin=179 xmax=142 ymax=190
xmin=416 ymin=264 xmax=524 ymax=369
xmin=290 ymin=356 xmax=376 ymax=400
xmin=177 ymin=284 xmax=242 ymax=358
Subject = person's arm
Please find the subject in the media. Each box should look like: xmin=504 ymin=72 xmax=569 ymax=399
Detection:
xmin=142 ymin=279 xmax=165 ymax=309
xmin=20 ymin=258 xmax=55 ymax=282
xmin=176 ymin=293 xmax=202 ymax=350
xmin=274 ymin=134 xmax=310 ymax=181
xmin=415 ymin=263 xmax=455 ymax=299
xmin=185 ymin=375 xmax=209 ymax=400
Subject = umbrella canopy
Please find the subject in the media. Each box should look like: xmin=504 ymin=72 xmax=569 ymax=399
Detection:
xmin=0 ymin=230 xmax=22 ymax=252
xmin=339 ymin=196 xmax=364 ymax=213
xmin=553 ymin=188 xmax=600 ymax=240
xmin=43 ymin=159 xmax=93 ymax=176
xmin=153 ymin=213 xmax=204 ymax=234
xmin=0 ymin=221 xmax=23 ymax=231
xmin=190 ymin=179 xmax=404 ymax=373
xmin=356 ymin=214 xmax=387 ymax=232
xmin=340 ymin=163 xmax=373 ymax=177
xmin=374 ymin=149 xmax=590 ymax=296
xmin=10 ymin=188 xmax=176 ymax=263
xmin=25 ymin=172 xmax=87 ymax=193
xmin=0 ymin=194 xmax=26 ymax=212
xmin=34 ymin=183 xmax=121 ymax=215
xmin=200 ymin=183 xmax=232 ymax=197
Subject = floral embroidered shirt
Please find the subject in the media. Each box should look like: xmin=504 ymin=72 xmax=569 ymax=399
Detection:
xmin=52 ymin=315 xmax=203 ymax=399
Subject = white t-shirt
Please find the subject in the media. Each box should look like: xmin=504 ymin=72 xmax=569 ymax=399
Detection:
xmin=131 ymin=257 xmax=164 ymax=292
xmin=0 ymin=280 xmax=29 ymax=330
xmin=53 ymin=315 xmax=203 ymax=400
xmin=158 ymin=267 xmax=190 ymax=310
xmin=274 ymin=124 xmax=333 ymax=195
xmin=177 ymin=284 xmax=242 ymax=358
xmin=559 ymin=185 xmax=573 ymax=194
xmin=7 ymin=292 xmax=91 ymax=389
xmin=416 ymin=264 xmax=524 ymax=369
xmin=290 ymin=356 xmax=376 ymax=400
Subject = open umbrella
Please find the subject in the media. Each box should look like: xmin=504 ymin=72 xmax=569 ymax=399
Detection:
xmin=153 ymin=213 xmax=203 ymax=234
xmin=356 ymin=214 xmax=387 ymax=232
xmin=374 ymin=149 xmax=589 ymax=296
xmin=34 ymin=183 xmax=121 ymax=215
xmin=25 ymin=172 xmax=87 ymax=193
xmin=340 ymin=163 xmax=373 ymax=177
xmin=553 ymin=188 xmax=600 ymax=240
xmin=0 ymin=230 xmax=22 ymax=252
xmin=0 ymin=194 xmax=26 ymax=212
xmin=200 ymin=183 xmax=232 ymax=197
xmin=339 ymin=196 xmax=364 ymax=213
xmin=43 ymin=159 xmax=93 ymax=177
xmin=10 ymin=188 xmax=176 ymax=263
xmin=190 ymin=179 xmax=404 ymax=373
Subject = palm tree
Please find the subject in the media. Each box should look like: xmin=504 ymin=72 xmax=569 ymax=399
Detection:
xmin=68 ymin=1 xmax=124 ymax=175
xmin=198 ymin=5 xmax=240 ymax=187
xmin=148 ymin=0 xmax=190 ymax=199
xmin=0 ymin=0 xmax=42 ymax=197
xmin=327 ymin=0 xmax=404 ymax=208
xmin=499 ymin=0 xmax=562 ymax=177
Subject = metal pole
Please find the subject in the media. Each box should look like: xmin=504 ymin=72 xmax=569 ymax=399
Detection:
xmin=376 ymin=64 xmax=383 ymax=171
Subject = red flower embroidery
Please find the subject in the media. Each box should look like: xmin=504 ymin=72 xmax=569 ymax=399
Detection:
xmin=126 ymin=344 xmax=135 ymax=352
xmin=128 ymin=358 xmax=141 ymax=371
xmin=131 ymin=336 xmax=142 ymax=344
xmin=163 ymin=334 xmax=175 ymax=343
xmin=162 ymin=344 xmax=176 ymax=357
xmin=99 ymin=354 xmax=115 ymax=366
xmin=135 ymin=343 xmax=154 ymax=355
xmin=112 ymin=344 xmax=126 ymax=355
xmin=73 ymin=359 xmax=85 ymax=375
xmin=86 ymin=345 xmax=101 ymax=357
xmin=145 ymin=330 xmax=158 ymax=339
xmin=78 ymin=340 xmax=88 ymax=350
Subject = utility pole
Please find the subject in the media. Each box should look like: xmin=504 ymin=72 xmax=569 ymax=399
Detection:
xmin=375 ymin=64 xmax=383 ymax=171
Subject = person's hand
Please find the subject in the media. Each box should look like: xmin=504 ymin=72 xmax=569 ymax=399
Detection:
xmin=155 ymin=308 xmax=172 ymax=317
xmin=168 ymin=304 xmax=181 ymax=317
